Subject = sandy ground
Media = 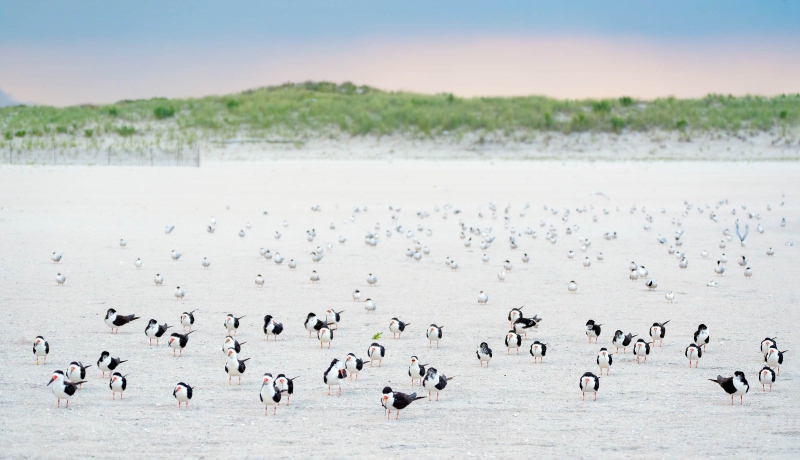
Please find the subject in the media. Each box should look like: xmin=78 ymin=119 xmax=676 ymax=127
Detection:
xmin=0 ymin=160 xmax=799 ymax=458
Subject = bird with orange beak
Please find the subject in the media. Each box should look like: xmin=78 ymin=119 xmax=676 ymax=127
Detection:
xmin=48 ymin=370 xmax=85 ymax=408
xmin=173 ymin=382 xmax=193 ymax=409
xmin=259 ymin=373 xmax=283 ymax=415
xmin=323 ymin=359 xmax=346 ymax=396
xmin=109 ymin=372 xmax=128 ymax=400
xmin=579 ymin=372 xmax=600 ymax=401
xmin=381 ymin=386 xmax=425 ymax=420
xmin=33 ymin=336 xmax=49 ymax=364
xmin=597 ymin=348 xmax=612 ymax=375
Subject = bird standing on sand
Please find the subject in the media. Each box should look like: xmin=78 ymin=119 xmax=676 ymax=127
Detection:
xmin=275 ymin=374 xmax=296 ymax=404
xmin=408 ymin=356 xmax=427 ymax=386
xmin=225 ymin=349 xmax=250 ymax=384
xmin=381 ymin=387 xmax=425 ymax=420
xmin=579 ymin=372 xmax=600 ymax=401
xmin=693 ymin=324 xmax=710 ymax=351
xmin=709 ymin=372 xmax=749 ymax=405
xmin=363 ymin=298 xmax=376 ymax=313
xmin=530 ymin=341 xmax=546 ymax=363
xmin=154 ymin=273 xmax=163 ymax=285
xmin=368 ymin=343 xmax=385 ymax=366
xmin=222 ymin=336 xmax=246 ymax=355
xmin=109 ymin=372 xmax=128 ymax=400
xmin=48 ymin=370 xmax=85 ymax=408
xmin=345 ymin=353 xmax=369 ymax=380
xmin=174 ymin=286 xmax=185 ymax=300
xmin=181 ymin=310 xmax=196 ymax=331
xmin=173 ymin=382 xmax=193 ymax=409
xmin=255 ymin=274 xmax=264 ymax=287
xmin=33 ymin=336 xmax=49 ymax=364
xmin=119 ymin=239 xmax=126 ymax=248
xmin=585 ymin=320 xmax=601 ymax=343
xmin=51 ymin=252 xmax=63 ymax=263
xmin=389 ymin=318 xmax=409 ymax=338
xmin=423 ymin=367 xmax=453 ymax=401
xmin=758 ymin=366 xmax=776 ymax=392
xmin=325 ymin=309 xmax=343 ymax=330
xmin=263 ymin=315 xmax=283 ymax=341
xmin=477 ymin=342 xmax=492 ymax=366
xmin=568 ymin=281 xmax=578 ymax=293
xmin=612 ymin=331 xmax=636 ymax=353
xmin=478 ymin=291 xmax=488 ymax=304
xmin=55 ymin=273 xmax=65 ymax=286
xmin=649 ymin=320 xmax=671 ymax=347
xmin=317 ymin=325 xmax=334 ymax=348
xmin=765 ymin=347 xmax=787 ymax=374
xmin=597 ymin=348 xmax=612 ymax=375
xmin=224 ymin=314 xmax=245 ymax=335
xmin=323 ymin=359 xmax=346 ymax=396
xmin=633 ymin=339 xmax=650 ymax=363
xmin=202 ymin=257 xmax=210 ymax=269
xmin=97 ymin=351 xmax=126 ymax=377
xmin=505 ymin=331 xmax=522 ymax=354
xmin=367 ymin=273 xmax=377 ymax=286
xmin=134 ymin=258 xmax=143 ymax=269
xmin=65 ymin=361 xmax=91 ymax=387
xmin=104 ymin=309 xmax=140 ymax=334
xmin=168 ymin=332 xmax=192 ymax=356
xmin=353 ymin=290 xmax=361 ymax=301
xmin=310 ymin=270 xmax=320 ymax=283
xmin=171 ymin=250 xmax=181 ymax=261
xmin=145 ymin=319 xmax=172 ymax=346
xmin=426 ymin=324 xmax=443 ymax=348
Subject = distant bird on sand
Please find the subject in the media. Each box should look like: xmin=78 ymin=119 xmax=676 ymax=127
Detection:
xmin=709 ymin=372 xmax=749 ymax=405
xmin=579 ymin=372 xmax=600 ymax=401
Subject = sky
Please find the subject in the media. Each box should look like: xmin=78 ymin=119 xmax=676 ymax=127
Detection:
xmin=1 ymin=1 xmax=799 ymax=106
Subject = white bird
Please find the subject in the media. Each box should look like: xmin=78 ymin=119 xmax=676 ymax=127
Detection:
xmin=744 ymin=267 xmax=752 ymax=279
xmin=201 ymin=257 xmax=210 ymax=269
xmin=352 ymin=290 xmax=361 ymax=301
xmin=481 ymin=254 xmax=489 ymax=264
xmin=154 ymin=273 xmax=163 ymax=285
xmin=134 ymin=258 xmax=143 ymax=269
xmin=174 ymin=286 xmax=185 ymax=300
xmin=597 ymin=253 xmax=604 ymax=262
xmin=255 ymin=274 xmax=264 ymax=287
xmin=55 ymin=273 xmax=65 ymax=286
xmin=645 ymin=279 xmax=657 ymax=290
xmin=685 ymin=344 xmax=702 ymax=367
xmin=165 ymin=225 xmax=174 ymax=235
xmin=714 ymin=261 xmax=725 ymax=276
xmin=310 ymin=270 xmax=320 ymax=283
xmin=367 ymin=273 xmax=377 ymax=286
xmin=497 ymin=270 xmax=506 ymax=282
xmin=363 ymin=298 xmax=376 ymax=312
xmin=665 ymin=291 xmax=674 ymax=302
xmin=522 ymin=253 xmax=530 ymax=263
xmin=478 ymin=291 xmax=488 ymax=304
xmin=170 ymin=250 xmax=181 ymax=261
xmin=238 ymin=229 xmax=246 ymax=238
xmin=630 ymin=270 xmax=639 ymax=281
xmin=583 ymin=257 xmax=591 ymax=269
xmin=568 ymin=281 xmax=577 ymax=293
xmin=503 ymin=260 xmax=512 ymax=271
xmin=288 ymin=259 xmax=296 ymax=269
xmin=119 ymin=239 xmax=126 ymax=248
xmin=767 ymin=247 xmax=774 ymax=256
xmin=51 ymin=252 xmax=62 ymax=263
xmin=679 ymin=258 xmax=689 ymax=269
xmin=207 ymin=226 xmax=215 ymax=233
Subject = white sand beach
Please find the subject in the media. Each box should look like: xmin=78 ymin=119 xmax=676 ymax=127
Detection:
xmin=0 ymin=160 xmax=798 ymax=458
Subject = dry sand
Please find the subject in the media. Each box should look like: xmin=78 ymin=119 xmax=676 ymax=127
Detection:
xmin=0 ymin=160 xmax=798 ymax=458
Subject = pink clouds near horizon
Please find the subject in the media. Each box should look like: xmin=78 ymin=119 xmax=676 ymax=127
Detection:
xmin=1 ymin=34 xmax=798 ymax=106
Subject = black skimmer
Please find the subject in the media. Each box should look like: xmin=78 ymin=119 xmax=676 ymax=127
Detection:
xmin=612 ymin=331 xmax=637 ymax=354
xmin=263 ymin=315 xmax=284 ymax=341
xmin=761 ymin=338 xmax=777 ymax=356
xmin=260 ymin=373 xmax=283 ymax=415
xmin=318 ymin=325 xmax=334 ymax=348
xmin=224 ymin=314 xmax=245 ymax=335
xmin=109 ymin=372 xmax=128 ymax=400
xmin=323 ymin=359 xmax=346 ymax=396
xmin=693 ymin=324 xmax=710 ymax=351
xmin=304 ymin=313 xmax=327 ymax=338
xmin=168 ymin=332 xmax=192 ymax=356
xmin=422 ymin=367 xmax=453 ymax=401
xmin=529 ymin=341 xmax=546 ymax=363
xmin=709 ymin=372 xmax=749 ymax=405
xmin=477 ymin=342 xmax=492 ymax=367
xmin=426 ymin=324 xmax=443 ymax=348
xmin=505 ymin=331 xmax=521 ymax=355
xmin=325 ymin=309 xmax=344 ymax=330
xmin=145 ymin=319 xmax=172 ymax=346
xmin=649 ymin=320 xmax=670 ymax=347
xmin=408 ymin=356 xmax=427 ymax=386
xmin=585 ymin=320 xmax=601 ymax=343
xmin=33 ymin=336 xmax=49 ymax=364
xmin=597 ymin=348 xmax=612 ymax=375
xmin=180 ymin=310 xmax=196 ymax=331
xmin=97 ymin=351 xmax=126 ymax=377
xmin=225 ymin=349 xmax=250 ymax=384
xmin=758 ymin=366 xmax=776 ymax=392
xmin=367 ymin=343 xmax=385 ymax=367
xmin=345 ymin=353 xmax=369 ymax=380
xmin=173 ymin=382 xmax=193 ymax=409
xmin=222 ymin=336 xmax=246 ymax=354
xmin=48 ymin=370 xmax=85 ymax=408
xmin=579 ymin=372 xmax=600 ymax=401
xmin=275 ymin=374 xmax=297 ymax=404
xmin=381 ymin=386 xmax=425 ymax=420
xmin=513 ymin=317 xmax=540 ymax=339
xmin=389 ymin=318 xmax=409 ymax=338
xmin=685 ymin=344 xmax=703 ymax=367
xmin=65 ymin=361 xmax=92 ymax=388
xmin=633 ymin=339 xmax=650 ymax=363
xmin=765 ymin=347 xmax=787 ymax=374
xmin=508 ymin=306 xmax=524 ymax=326
xmin=104 ymin=309 xmax=140 ymax=334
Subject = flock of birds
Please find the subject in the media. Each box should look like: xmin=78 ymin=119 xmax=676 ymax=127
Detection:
xmin=36 ymin=197 xmax=790 ymax=418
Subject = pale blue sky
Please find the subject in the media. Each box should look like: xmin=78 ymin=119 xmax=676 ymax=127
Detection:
xmin=1 ymin=1 xmax=799 ymax=105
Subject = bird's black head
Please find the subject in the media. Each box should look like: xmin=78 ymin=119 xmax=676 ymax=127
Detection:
xmin=106 ymin=308 xmax=116 ymax=316
xmin=698 ymin=324 xmax=707 ymax=330
xmin=382 ymin=386 xmax=393 ymax=394
xmin=100 ymin=351 xmax=110 ymax=359
xmin=264 ymin=315 xmax=273 ymax=322
xmin=148 ymin=319 xmax=157 ymax=326
xmin=586 ymin=320 xmax=595 ymax=326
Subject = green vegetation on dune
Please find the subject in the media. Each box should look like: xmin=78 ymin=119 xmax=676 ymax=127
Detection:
xmin=1 ymin=82 xmax=798 ymax=149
